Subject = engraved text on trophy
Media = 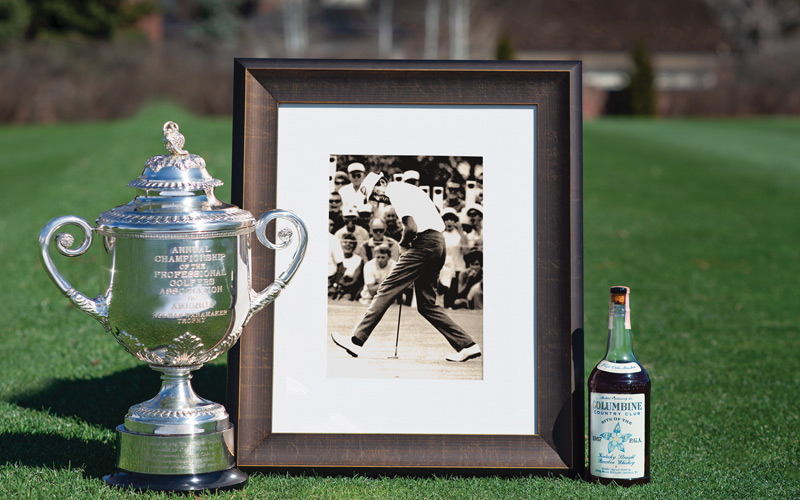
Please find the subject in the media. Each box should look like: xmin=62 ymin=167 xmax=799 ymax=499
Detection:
xmin=152 ymin=242 xmax=231 ymax=324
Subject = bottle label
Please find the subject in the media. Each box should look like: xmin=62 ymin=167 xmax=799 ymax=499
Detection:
xmin=597 ymin=360 xmax=641 ymax=374
xmin=590 ymin=392 xmax=646 ymax=479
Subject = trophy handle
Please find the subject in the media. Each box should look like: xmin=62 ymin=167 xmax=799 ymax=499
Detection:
xmin=38 ymin=215 xmax=109 ymax=329
xmin=247 ymin=209 xmax=308 ymax=321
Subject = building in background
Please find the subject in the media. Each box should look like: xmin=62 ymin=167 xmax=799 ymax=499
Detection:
xmin=3 ymin=0 xmax=799 ymax=122
xmin=498 ymin=0 xmax=729 ymax=117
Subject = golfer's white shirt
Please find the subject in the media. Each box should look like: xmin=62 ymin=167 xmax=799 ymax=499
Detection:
xmin=385 ymin=182 xmax=445 ymax=233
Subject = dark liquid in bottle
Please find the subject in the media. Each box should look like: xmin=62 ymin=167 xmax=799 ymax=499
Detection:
xmin=588 ymin=365 xmax=651 ymax=486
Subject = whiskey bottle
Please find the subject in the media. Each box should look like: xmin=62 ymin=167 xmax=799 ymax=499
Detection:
xmin=588 ymin=286 xmax=650 ymax=485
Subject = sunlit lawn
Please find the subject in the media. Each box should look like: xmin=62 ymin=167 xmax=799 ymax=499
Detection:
xmin=1 ymin=105 xmax=798 ymax=498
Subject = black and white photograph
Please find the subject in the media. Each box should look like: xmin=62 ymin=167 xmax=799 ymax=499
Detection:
xmin=268 ymin=101 xmax=536 ymax=436
xmin=327 ymin=155 xmax=485 ymax=380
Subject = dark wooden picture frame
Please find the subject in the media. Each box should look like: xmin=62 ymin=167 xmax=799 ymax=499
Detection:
xmin=229 ymin=58 xmax=583 ymax=476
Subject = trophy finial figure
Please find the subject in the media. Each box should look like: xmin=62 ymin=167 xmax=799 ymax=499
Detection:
xmin=163 ymin=121 xmax=188 ymax=156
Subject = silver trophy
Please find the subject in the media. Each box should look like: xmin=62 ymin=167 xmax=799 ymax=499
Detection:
xmin=38 ymin=121 xmax=307 ymax=491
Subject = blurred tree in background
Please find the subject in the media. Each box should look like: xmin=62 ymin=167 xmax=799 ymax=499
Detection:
xmin=180 ymin=0 xmax=247 ymax=45
xmin=495 ymin=32 xmax=514 ymax=60
xmin=606 ymin=40 xmax=658 ymax=116
xmin=0 ymin=0 xmax=29 ymax=43
xmin=625 ymin=39 xmax=657 ymax=115
xmin=23 ymin=0 xmax=157 ymax=40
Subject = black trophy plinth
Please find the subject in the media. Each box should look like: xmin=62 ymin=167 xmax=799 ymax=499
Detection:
xmin=103 ymin=467 xmax=248 ymax=492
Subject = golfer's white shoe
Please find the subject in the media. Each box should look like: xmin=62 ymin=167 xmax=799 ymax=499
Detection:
xmin=330 ymin=332 xmax=362 ymax=357
xmin=445 ymin=343 xmax=482 ymax=362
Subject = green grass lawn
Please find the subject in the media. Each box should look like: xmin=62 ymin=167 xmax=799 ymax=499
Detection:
xmin=1 ymin=104 xmax=799 ymax=499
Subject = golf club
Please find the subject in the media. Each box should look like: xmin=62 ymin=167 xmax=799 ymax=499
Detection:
xmin=387 ymin=300 xmax=402 ymax=359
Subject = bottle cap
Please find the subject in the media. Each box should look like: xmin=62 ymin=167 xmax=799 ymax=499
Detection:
xmin=610 ymin=286 xmax=629 ymax=304
xmin=609 ymin=286 xmax=631 ymax=329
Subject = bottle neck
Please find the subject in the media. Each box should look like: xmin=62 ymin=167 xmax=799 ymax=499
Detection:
xmin=605 ymin=303 xmax=637 ymax=363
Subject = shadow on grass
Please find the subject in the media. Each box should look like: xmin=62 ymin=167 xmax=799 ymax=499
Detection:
xmin=6 ymin=364 xmax=227 ymax=478
xmin=0 ymin=432 xmax=114 ymax=478
xmin=10 ymin=364 xmax=227 ymax=430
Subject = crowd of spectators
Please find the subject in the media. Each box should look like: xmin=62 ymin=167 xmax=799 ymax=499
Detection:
xmin=329 ymin=161 xmax=484 ymax=310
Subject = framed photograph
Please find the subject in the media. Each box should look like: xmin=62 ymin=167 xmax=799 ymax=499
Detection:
xmin=229 ymin=59 xmax=583 ymax=475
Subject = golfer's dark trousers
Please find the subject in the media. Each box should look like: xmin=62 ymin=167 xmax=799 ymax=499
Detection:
xmin=352 ymin=230 xmax=475 ymax=351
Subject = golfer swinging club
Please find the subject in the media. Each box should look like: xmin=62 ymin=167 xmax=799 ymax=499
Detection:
xmin=331 ymin=172 xmax=482 ymax=362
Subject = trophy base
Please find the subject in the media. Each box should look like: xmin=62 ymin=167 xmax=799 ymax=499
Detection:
xmin=104 ymin=366 xmax=246 ymax=492
xmin=103 ymin=466 xmax=248 ymax=492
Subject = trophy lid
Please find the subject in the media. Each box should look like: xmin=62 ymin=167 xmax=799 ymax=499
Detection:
xmin=127 ymin=121 xmax=223 ymax=192
xmin=96 ymin=121 xmax=254 ymax=238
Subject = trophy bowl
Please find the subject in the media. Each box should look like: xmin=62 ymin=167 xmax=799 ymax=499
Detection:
xmin=38 ymin=122 xmax=307 ymax=492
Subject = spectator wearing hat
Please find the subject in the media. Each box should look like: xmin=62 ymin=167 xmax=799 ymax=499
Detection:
xmin=331 ymin=172 xmax=481 ymax=362
xmin=453 ymin=250 xmax=483 ymax=310
xmin=402 ymin=169 xmax=420 ymax=186
xmin=440 ymin=207 xmax=469 ymax=308
xmin=356 ymin=218 xmax=401 ymax=262
xmin=335 ymin=206 xmax=369 ymax=247
xmin=458 ymin=210 xmax=476 ymax=251
xmin=462 ymin=204 xmax=483 ymax=253
xmin=359 ymin=245 xmax=396 ymax=304
xmin=338 ymin=162 xmax=367 ymax=213
xmin=332 ymin=233 xmax=364 ymax=301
